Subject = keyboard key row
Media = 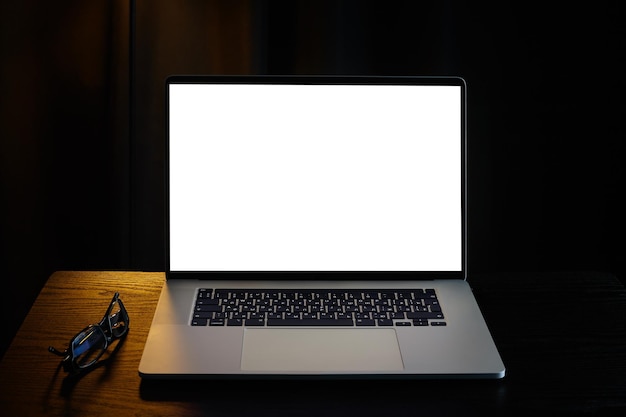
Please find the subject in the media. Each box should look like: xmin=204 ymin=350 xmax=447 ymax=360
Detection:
xmin=193 ymin=311 xmax=444 ymax=320
xmin=199 ymin=288 xmax=438 ymax=300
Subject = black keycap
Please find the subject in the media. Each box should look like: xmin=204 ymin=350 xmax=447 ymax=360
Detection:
xmin=380 ymin=291 xmax=396 ymax=299
xmin=195 ymin=298 xmax=219 ymax=306
xmin=431 ymin=321 xmax=447 ymax=326
xmin=227 ymin=318 xmax=243 ymax=326
xmin=265 ymin=290 xmax=280 ymax=298
xmin=267 ymin=319 xmax=353 ymax=326
xmin=191 ymin=318 xmax=207 ymax=326
xmin=395 ymin=321 xmax=412 ymax=326
xmin=377 ymin=319 xmax=393 ymax=326
xmin=424 ymin=289 xmax=437 ymax=299
xmin=356 ymin=319 xmax=376 ymax=326
xmin=195 ymin=305 xmax=222 ymax=312
xmin=209 ymin=319 xmax=225 ymax=326
xmin=245 ymin=318 xmax=265 ymax=326
xmin=407 ymin=312 xmax=444 ymax=319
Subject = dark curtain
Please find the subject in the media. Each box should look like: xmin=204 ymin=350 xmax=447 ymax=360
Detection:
xmin=0 ymin=1 xmax=130 ymax=356
xmin=1 ymin=0 xmax=624 ymax=357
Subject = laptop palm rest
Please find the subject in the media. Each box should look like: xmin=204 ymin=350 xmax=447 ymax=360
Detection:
xmin=241 ymin=328 xmax=404 ymax=372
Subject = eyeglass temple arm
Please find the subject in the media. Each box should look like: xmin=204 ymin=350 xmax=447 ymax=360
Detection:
xmin=100 ymin=292 xmax=122 ymax=323
xmin=48 ymin=346 xmax=68 ymax=357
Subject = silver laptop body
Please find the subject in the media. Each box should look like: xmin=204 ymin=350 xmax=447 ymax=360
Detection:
xmin=138 ymin=75 xmax=505 ymax=379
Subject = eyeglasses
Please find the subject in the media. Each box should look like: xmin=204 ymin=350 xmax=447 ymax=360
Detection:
xmin=48 ymin=292 xmax=129 ymax=373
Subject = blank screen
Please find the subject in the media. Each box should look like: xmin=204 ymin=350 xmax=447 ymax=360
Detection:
xmin=168 ymin=83 xmax=462 ymax=271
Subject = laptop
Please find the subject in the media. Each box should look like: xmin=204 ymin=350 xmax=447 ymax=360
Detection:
xmin=138 ymin=75 xmax=505 ymax=379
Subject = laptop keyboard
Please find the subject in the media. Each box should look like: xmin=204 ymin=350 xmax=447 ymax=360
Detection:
xmin=191 ymin=289 xmax=446 ymax=327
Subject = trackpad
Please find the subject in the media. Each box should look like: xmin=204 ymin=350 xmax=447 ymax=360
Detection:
xmin=241 ymin=328 xmax=404 ymax=372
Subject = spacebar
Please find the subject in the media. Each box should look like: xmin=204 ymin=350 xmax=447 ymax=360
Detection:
xmin=266 ymin=319 xmax=354 ymax=326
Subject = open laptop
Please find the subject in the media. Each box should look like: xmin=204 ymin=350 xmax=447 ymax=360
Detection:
xmin=138 ymin=75 xmax=505 ymax=379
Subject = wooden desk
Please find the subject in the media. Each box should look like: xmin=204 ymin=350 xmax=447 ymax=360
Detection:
xmin=1 ymin=271 xmax=625 ymax=416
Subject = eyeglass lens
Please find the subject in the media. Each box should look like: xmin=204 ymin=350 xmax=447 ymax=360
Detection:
xmin=71 ymin=297 xmax=126 ymax=368
xmin=72 ymin=326 xmax=106 ymax=368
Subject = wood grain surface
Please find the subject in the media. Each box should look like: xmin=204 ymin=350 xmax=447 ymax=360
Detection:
xmin=1 ymin=271 xmax=625 ymax=417
xmin=0 ymin=271 xmax=172 ymax=416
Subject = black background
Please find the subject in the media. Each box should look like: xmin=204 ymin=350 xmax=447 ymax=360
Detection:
xmin=1 ymin=1 xmax=624 ymax=358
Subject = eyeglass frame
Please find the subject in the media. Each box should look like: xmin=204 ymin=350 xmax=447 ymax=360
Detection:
xmin=48 ymin=292 xmax=130 ymax=373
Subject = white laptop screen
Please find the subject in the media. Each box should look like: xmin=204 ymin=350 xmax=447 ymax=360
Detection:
xmin=168 ymin=81 xmax=462 ymax=272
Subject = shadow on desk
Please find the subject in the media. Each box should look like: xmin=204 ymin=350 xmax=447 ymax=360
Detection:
xmin=139 ymin=378 xmax=508 ymax=416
